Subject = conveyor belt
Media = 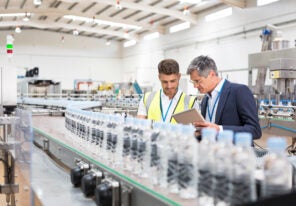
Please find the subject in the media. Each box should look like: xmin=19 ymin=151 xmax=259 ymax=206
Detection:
xmin=32 ymin=116 xmax=198 ymax=206
xmin=31 ymin=145 xmax=96 ymax=206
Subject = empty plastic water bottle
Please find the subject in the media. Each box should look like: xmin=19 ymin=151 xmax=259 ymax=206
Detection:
xmin=198 ymin=128 xmax=217 ymax=206
xmin=261 ymin=137 xmax=292 ymax=198
xmin=178 ymin=125 xmax=198 ymax=199
xmin=214 ymin=130 xmax=234 ymax=206
xmin=231 ymin=132 xmax=257 ymax=205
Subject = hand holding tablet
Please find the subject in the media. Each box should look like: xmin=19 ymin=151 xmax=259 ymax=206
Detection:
xmin=172 ymin=108 xmax=205 ymax=125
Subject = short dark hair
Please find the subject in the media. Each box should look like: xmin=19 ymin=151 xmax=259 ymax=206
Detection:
xmin=186 ymin=55 xmax=218 ymax=77
xmin=158 ymin=59 xmax=179 ymax=75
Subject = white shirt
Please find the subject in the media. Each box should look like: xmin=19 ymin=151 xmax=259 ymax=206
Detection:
xmin=137 ymin=89 xmax=200 ymax=123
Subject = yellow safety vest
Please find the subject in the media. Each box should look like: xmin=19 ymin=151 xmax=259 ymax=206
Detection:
xmin=143 ymin=90 xmax=196 ymax=124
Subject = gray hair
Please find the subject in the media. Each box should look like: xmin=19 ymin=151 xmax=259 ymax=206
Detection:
xmin=186 ymin=55 xmax=218 ymax=77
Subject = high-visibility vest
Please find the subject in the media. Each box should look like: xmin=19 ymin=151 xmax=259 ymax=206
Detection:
xmin=143 ymin=90 xmax=196 ymax=123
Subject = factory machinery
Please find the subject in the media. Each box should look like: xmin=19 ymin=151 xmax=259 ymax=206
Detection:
xmin=248 ymin=47 xmax=296 ymax=154
xmin=0 ymin=66 xmax=32 ymax=206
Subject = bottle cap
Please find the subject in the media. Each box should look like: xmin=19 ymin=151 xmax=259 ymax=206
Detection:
xmin=182 ymin=124 xmax=195 ymax=136
xmin=201 ymin=128 xmax=217 ymax=142
xmin=217 ymin=130 xmax=233 ymax=143
xmin=267 ymin=137 xmax=287 ymax=152
xmin=235 ymin=132 xmax=252 ymax=146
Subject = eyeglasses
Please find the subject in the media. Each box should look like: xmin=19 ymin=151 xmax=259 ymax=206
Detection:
xmin=190 ymin=79 xmax=203 ymax=85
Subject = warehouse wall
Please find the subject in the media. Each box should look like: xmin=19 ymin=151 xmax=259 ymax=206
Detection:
xmin=1 ymin=0 xmax=296 ymax=92
xmin=0 ymin=30 xmax=123 ymax=89
xmin=122 ymin=0 xmax=296 ymax=94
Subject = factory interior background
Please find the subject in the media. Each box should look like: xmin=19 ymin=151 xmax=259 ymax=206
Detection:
xmin=0 ymin=0 xmax=296 ymax=206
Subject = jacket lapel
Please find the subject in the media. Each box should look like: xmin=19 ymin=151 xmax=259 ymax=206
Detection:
xmin=201 ymin=95 xmax=208 ymax=118
xmin=215 ymin=80 xmax=230 ymax=124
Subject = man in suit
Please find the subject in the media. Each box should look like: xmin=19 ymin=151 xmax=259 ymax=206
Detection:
xmin=186 ymin=55 xmax=261 ymax=140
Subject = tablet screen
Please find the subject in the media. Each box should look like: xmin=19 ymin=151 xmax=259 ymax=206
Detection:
xmin=172 ymin=108 xmax=205 ymax=124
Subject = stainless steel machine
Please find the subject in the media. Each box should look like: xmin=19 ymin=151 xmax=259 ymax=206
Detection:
xmin=0 ymin=66 xmax=32 ymax=206
xmin=248 ymin=47 xmax=296 ymax=153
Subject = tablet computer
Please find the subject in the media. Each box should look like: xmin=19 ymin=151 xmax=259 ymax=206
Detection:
xmin=172 ymin=108 xmax=205 ymax=124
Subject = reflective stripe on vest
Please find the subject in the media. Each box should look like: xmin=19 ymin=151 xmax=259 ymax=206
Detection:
xmin=143 ymin=90 xmax=196 ymax=123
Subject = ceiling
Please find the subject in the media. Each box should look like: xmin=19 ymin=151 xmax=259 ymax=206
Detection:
xmin=0 ymin=0 xmax=246 ymax=42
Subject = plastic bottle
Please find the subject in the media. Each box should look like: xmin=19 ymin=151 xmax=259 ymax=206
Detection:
xmin=198 ymin=128 xmax=217 ymax=206
xmin=261 ymin=137 xmax=292 ymax=198
xmin=157 ymin=122 xmax=169 ymax=188
xmin=150 ymin=122 xmax=161 ymax=185
xmin=122 ymin=117 xmax=133 ymax=171
xmin=213 ymin=130 xmax=234 ymax=206
xmin=113 ymin=114 xmax=125 ymax=170
xmin=178 ymin=125 xmax=198 ymax=199
xmin=167 ymin=124 xmax=182 ymax=194
xmin=138 ymin=119 xmax=152 ymax=178
xmin=231 ymin=132 xmax=257 ymax=205
xmin=101 ymin=114 xmax=111 ymax=161
xmin=130 ymin=119 xmax=140 ymax=174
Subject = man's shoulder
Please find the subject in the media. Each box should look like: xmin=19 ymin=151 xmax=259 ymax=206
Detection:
xmin=227 ymin=81 xmax=253 ymax=96
xmin=228 ymin=81 xmax=249 ymax=90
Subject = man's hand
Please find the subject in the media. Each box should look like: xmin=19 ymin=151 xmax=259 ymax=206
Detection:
xmin=192 ymin=121 xmax=220 ymax=131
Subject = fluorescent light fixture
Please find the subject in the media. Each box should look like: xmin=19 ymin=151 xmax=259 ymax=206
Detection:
xmin=23 ymin=16 xmax=30 ymax=22
xmin=205 ymin=7 xmax=232 ymax=22
xmin=63 ymin=15 xmax=141 ymax=30
xmin=0 ymin=13 xmax=30 ymax=17
xmin=179 ymin=0 xmax=201 ymax=4
xmin=169 ymin=22 xmax=190 ymax=33
xmin=123 ymin=40 xmax=136 ymax=48
xmin=106 ymin=40 xmax=111 ymax=46
xmin=183 ymin=7 xmax=190 ymax=15
xmin=73 ymin=29 xmax=79 ymax=36
xmin=15 ymin=26 xmax=21 ymax=33
xmin=143 ymin=32 xmax=160 ymax=40
xmin=115 ymin=0 xmax=122 ymax=10
xmin=257 ymin=0 xmax=279 ymax=6
xmin=33 ymin=0 xmax=42 ymax=5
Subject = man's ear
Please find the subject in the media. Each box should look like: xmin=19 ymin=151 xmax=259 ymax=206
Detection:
xmin=177 ymin=73 xmax=181 ymax=79
xmin=209 ymin=70 xmax=215 ymax=77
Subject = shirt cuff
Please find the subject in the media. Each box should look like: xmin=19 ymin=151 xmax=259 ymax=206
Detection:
xmin=219 ymin=125 xmax=223 ymax=132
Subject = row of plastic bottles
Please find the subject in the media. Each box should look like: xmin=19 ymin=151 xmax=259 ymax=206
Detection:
xmin=64 ymin=109 xmax=293 ymax=205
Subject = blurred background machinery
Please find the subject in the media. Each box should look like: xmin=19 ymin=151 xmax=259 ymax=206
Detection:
xmin=248 ymin=25 xmax=296 ymax=154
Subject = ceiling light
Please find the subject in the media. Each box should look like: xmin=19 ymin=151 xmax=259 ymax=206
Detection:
xmin=143 ymin=32 xmax=160 ymax=41
xmin=0 ymin=13 xmax=30 ymax=17
xmin=179 ymin=0 xmax=201 ymax=4
xmin=123 ymin=40 xmax=136 ymax=48
xmin=124 ymin=31 xmax=130 ymax=38
xmin=205 ymin=7 xmax=232 ymax=22
xmin=106 ymin=40 xmax=111 ymax=46
xmin=115 ymin=0 xmax=122 ymax=10
xmin=257 ymin=0 xmax=279 ymax=6
xmin=63 ymin=15 xmax=141 ymax=30
xmin=183 ymin=6 xmax=190 ymax=15
xmin=15 ymin=26 xmax=21 ymax=33
xmin=33 ymin=0 xmax=42 ymax=5
xmin=73 ymin=29 xmax=79 ymax=36
xmin=23 ymin=13 xmax=30 ymax=22
xmin=169 ymin=22 xmax=190 ymax=33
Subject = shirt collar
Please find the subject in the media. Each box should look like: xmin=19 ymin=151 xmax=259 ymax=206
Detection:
xmin=161 ymin=88 xmax=182 ymax=100
xmin=207 ymin=78 xmax=225 ymax=98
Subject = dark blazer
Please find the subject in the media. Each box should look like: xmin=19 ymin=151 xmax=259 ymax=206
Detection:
xmin=201 ymin=80 xmax=262 ymax=140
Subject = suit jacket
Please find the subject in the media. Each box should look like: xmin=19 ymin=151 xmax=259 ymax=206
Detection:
xmin=201 ymin=80 xmax=262 ymax=140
